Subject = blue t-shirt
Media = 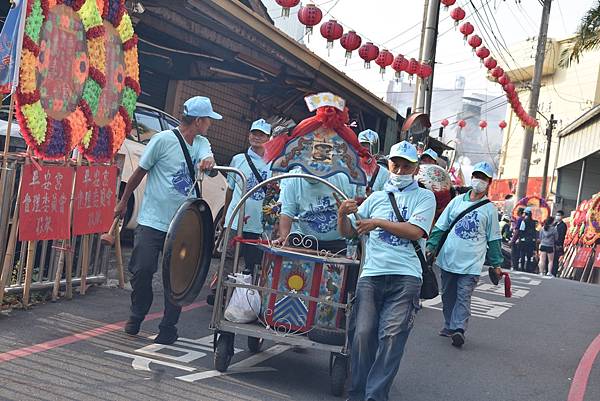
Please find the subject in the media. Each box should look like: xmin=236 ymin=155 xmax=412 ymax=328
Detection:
xmin=435 ymin=191 xmax=502 ymax=275
xmin=137 ymin=130 xmax=213 ymax=232
xmin=356 ymin=165 xmax=390 ymax=198
xmin=351 ymin=182 xmax=436 ymax=278
xmin=224 ymin=148 xmax=272 ymax=234
xmin=280 ymin=173 xmax=356 ymax=242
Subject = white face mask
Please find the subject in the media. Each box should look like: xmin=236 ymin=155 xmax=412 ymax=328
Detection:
xmin=389 ymin=172 xmax=414 ymax=189
xmin=471 ymin=178 xmax=489 ymax=194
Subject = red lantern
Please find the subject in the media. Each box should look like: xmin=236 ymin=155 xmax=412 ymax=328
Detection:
xmin=375 ymin=49 xmax=394 ymax=76
xmin=450 ymin=7 xmax=466 ymax=25
xmin=298 ymin=4 xmax=323 ymax=37
xmin=491 ymin=66 xmax=504 ymax=78
xmin=503 ymin=82 xmax=515 ymax=93
xmin=479 ymin=120 xmax=488 ymax=130
xmin=392 ymin=53 xmax=409 ymax=81
xmin=418 ymin=63 xmax=433 ymax=79
xmin=499 ymin=120 xmax=507 ymax=129
xmin=467 ymin=35 xmax=482 ymax=51
xmin=498 ymin=74 xmax=509 ymax=86
xmin=459 ymin=22 xmax=474 ymax=40
xmin=320 ymin=19 xmax=344 ymax=52
xmin=441 ymin=119 xmax=449 ymax=127
xmin=484 ymin=57 xmax=497 ymax=70
xmin=457 ymin=119 xmax=466 ymax=128
xmin=275 ymin=0 xmax=300 ymax=17
xmin=475 ymin=46 xmax=490 ymax=61
xmin=441 ymin=0 xmax=456 ymax=9
xmin=407 ymin=58 xmax=420 ymax=77
xmin=359 ymin=42 xmax=379 ymax=69
xmin=340 ymin=31 xmax=362 ymax=63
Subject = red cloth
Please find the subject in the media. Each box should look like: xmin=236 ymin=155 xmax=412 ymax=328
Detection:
xmin=501 ymin=272 xmax=512 ymax=298
xmin=263 ymin=106 xmax=377 ymax=176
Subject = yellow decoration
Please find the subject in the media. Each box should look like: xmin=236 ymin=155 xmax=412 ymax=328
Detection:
xmin=88 ymin=36 xmax=106 ymax=74
xmin=117 ymin=14 xmax=134 ymax=42
xmin=287 ymin=274 xmax=304 ymax=291
xmin=124 ymin=46 xmax=139 ymax=81
xmin=19 ymin=49 xmax=36 ymax=93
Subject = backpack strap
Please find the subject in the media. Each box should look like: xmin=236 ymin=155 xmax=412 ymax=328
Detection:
xmin=172 ymin=129 xmax=201 ymax=198
xmin=367 ymin=164 xmax=380 ymax=192
xmin=435 ymin=198 xmax=491 ymax=256
xmin=243 ymin=152 xmax=266 ymax=193
xmin=387 ymin=192 xmax=427 ymax=267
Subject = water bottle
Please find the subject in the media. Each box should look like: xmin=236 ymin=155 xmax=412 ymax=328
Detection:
xmin=346 ymin=238 xmax=358 ymax=260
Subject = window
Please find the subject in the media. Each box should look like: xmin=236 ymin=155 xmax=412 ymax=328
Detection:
xmin=134 ymin=109 xmax=163 ymax=144
xmin=163 ymin=115 xmax=179 ymax=130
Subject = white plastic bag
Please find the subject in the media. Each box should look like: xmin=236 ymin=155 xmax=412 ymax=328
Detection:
xmin=224 ymin=273 xmax=261 ymax=323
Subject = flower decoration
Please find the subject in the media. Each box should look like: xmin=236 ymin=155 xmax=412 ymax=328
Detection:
xmin=81 ymin=0 xmax=139 ymax=162
xmin=16 ymin=0 xmax=106 ymax=160
xmin=512 ymin=195 xmax=551 ymax=224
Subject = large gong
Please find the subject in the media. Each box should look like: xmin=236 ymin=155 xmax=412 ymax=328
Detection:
xmin=163 ymin=199 xmax=215 ymax=306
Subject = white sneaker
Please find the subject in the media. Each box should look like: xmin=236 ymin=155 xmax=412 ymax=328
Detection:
xmin=539 ymin=273 xmax=544 ymax=276
xmin=546 ymin=272 xmax=553 ymax=277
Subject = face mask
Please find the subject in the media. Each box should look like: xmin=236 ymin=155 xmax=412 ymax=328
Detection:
xmin=389 ymin=172 xmax=414 ymax=189
xmin=471 ymin=178 xmax=489 ymax=193
xmin=555 ymin=215 xmax=562 ymax=221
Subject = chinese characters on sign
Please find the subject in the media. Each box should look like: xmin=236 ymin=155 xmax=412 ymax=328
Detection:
xmin=19 ymin=165 xmax=74 ymax=241
xmin=72 ymin=166 xmax=118 ymax=236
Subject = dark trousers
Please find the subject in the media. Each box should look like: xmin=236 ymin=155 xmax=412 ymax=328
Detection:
xmin=511 ymin=242 xmax=521 ymax=270
xmin=128 ymin=225 xmax=181 ymax=332
xmin=241 ymin=231 xmax=264 ymax=275
xmin=552 ymin=246 xmax=564 ymax=276
xmin=519 ymin=241 xmax=536 ymax=272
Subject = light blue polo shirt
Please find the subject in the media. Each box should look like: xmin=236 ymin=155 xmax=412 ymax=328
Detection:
xmin=224 ymin=148 xmax=272 ymax=234
xmin=280 ymin=172 xmax=356 ymax=242
xmin=351 ymin=181 xmax=436 ymax=278
xmin=435 ymin=191 xmax=502 ymax=275
xmin=138 ymin=130 xmax=213 ymax=232
xmin=356 ymin=164 xmax=390 ymax=198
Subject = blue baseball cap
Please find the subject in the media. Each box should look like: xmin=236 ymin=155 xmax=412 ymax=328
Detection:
xmin=358 ymin=129 xmax=379 ymax=144
xmin=250 ymin=118 xmax=272 ymax=136
xmin=183 ymin=96 xmax=222 ymax=120
xmin=388 ymin=141 xmax=418 ymax=163
xmin=421 ymin=148 xmax=438 ymax=161
xmin=472 ymin=161 xmax=494 ymax=178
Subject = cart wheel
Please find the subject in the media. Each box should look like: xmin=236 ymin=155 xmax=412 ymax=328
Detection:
xmin=308 ymin=326 xmax=346 ymax=346
xmin=330 ymin=353 xmax=348 ymax=397
xmin=247 ymin=336 xmax=264 ymax=353
xmin=214 ymin=334 xmax=233 ymax=372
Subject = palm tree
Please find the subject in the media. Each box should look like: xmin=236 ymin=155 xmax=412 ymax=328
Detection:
xmin=560 ymin=1 xmax=600 ymax=67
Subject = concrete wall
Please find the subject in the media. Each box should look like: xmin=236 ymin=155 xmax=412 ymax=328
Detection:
xmin=499 ymin=41 xmax=600 ymax=181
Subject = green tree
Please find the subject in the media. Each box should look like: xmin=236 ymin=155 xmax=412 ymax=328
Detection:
xmin=560 ymin=1 xmax=600 ymax=67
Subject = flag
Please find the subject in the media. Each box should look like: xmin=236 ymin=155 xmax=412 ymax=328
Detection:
xmin=0 ymin=0 xmax=27 ymax=95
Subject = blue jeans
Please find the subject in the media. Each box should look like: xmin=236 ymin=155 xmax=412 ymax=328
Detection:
xmin=440 ymin=269 xmax=479 ymax=333
xmin=348 ymin=275 xmax=421 ymax=401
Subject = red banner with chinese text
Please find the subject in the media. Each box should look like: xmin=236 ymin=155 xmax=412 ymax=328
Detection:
xmin=72 ymin=166 xmax=118 ymax=236
xmin=18 ymin=165 xmax=75 ymax=241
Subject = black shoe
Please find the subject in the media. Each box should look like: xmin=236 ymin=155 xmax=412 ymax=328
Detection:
xmin=124 ymin=318 xmax=141 ymax=335
xmin=439 ymin=328 xmax=454 ymax=337
xmin=206 ymin=292 xmax=215 ymax=306
xmin=154 ymin=328 xmax=178 ymax=345
xmin=451 ymin=331 xmax=465 ymax=347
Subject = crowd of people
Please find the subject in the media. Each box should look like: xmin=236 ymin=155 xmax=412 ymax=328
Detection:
xmin=114 ymin=95 xmax=509 ymax=401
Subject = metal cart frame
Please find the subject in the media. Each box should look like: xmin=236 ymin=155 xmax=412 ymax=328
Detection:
xmin=208 ymin=170 xmax=362 ymax=396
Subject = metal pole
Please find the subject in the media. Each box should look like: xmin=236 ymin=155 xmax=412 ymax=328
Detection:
xmin=540 ymin=114 xmax=556 ymax=198
xmin=516 ymin=0 xmax=552 ymax=199
xmin=412 ymin=0 xmax=430 ymax=110
xmin=576 ymin=158 xmax=586 ymax=206
xmin=415 ymin=0 xmax=441 ymax=114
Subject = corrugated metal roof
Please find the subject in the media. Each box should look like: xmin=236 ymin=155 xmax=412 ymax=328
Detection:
xmin=558 ymin=104 xmax=600 ymax=138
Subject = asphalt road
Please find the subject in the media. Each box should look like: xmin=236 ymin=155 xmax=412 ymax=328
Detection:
xmin=0 ymin=261 xmax=599 ymax=401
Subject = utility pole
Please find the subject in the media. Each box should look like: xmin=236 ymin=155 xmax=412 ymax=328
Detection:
xmin=516 ymin=0 xmax=552 ymax=200
xmin=415 ymin=0 xmax=441 ymax=115
xmin=540 ymin=113 xmax=557 ymax=198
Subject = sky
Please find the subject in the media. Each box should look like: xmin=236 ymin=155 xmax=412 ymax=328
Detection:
xmin=265 ymin=0 xmax=597 ymax=100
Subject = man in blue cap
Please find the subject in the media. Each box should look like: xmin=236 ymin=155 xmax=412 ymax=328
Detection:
xmin=426 ymin=161 xmax=503 ymax=347
xmin=338 ymin=141 xmax=436 ymax=401
xmin=221 ymin=119 xmax=272 ymax=272
xmin=357 ymin=129 xmax=390 ymax=197
xmin=115 ymin=96 xmax=221 ymax=344
xmin=420 ymin=148 xmax=438 ymax=165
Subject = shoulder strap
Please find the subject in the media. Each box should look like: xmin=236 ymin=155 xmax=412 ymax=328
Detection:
xmin=244 ymin=152 xmax=266 ymax=193
xmin=172 ymin=129 xmax=201 ymax=198
xmin=435 ymin=198 xmax=491 ymax=256
xmin=387 ymin=192 xmax=427 ymax=267
xmin=367 ymin=165 xmax=380 ymax=191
